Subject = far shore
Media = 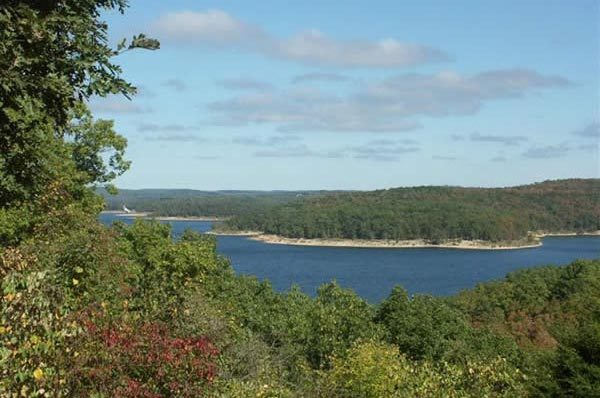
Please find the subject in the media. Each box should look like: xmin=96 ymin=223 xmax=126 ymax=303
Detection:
xmin=100 ymin=211 xmax=225 ymax=222
xmin=206 ymin=230 xmax=262 ymax=236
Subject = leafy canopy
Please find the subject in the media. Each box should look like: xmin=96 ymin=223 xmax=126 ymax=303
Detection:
xmin=0 ymin=0 xmax=158 ymax=243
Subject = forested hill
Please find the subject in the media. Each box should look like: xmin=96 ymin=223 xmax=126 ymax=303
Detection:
xmin=222 ymin=179 xmax=600 ymax=242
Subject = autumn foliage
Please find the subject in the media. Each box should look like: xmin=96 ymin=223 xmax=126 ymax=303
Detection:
xmin=70 ymin=310 xmax=219 ymax=397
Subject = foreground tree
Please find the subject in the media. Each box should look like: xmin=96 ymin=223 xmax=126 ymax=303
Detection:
xmin=0 ymin=0 xmax=158 ymax=244
xmin=0 ymin=1 xmax=162 ymax=395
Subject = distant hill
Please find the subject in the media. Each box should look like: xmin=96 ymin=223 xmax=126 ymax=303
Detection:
xmin=98 ymin=188 xmax=341 ymax=218
xmin=222 ymin=179 xmax=600 ymax=243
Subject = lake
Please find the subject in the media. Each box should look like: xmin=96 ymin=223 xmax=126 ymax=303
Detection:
xmin=99 ymin=213 xmax=600 ymax=302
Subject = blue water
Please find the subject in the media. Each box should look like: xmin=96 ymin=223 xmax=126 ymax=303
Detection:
xmin=99 ymin=213 xmax=600 ymax=302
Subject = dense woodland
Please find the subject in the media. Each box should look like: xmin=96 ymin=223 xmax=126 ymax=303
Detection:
xmin=100 ymin=188 xmax=327 ymax=218
xmin=223 ymin=180 xmax=600 ymax=242
xmin=1 ymin=2 xmax=599 ymax=397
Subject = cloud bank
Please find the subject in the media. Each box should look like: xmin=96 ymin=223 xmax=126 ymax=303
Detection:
xmin=208 ymin=69 xmax=569 ymax=133
xmin=152 ymin=10 xmax=447 ymax=68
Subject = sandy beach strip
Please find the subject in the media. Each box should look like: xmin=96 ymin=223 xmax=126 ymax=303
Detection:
xmin=246 ymin=230 xmax=600 ymax=250
xmin=536 ymin=231 xmax=600 ymax=237
xmin=247 ymin=234 xmax=543 ymax=250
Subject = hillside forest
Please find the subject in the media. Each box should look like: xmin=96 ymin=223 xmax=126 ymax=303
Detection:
xmin=222 ymin=180 xmax=600 ymax=243
xmin=1 ymin=2 xmax=599 ymax=397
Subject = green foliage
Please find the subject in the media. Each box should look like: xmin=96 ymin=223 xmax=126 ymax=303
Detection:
xmin=100 ymin=188 xmax=327 ymax=219
xmin=225 ymin=179 xmax=600 ymax=242
xmin=0 ymin=261 xmax=77 ymax=397
xmin=0 ymin=203 xmax=128 ymax=395
xmin=320 ymin=340 xmax=527 ymax=398
xmin=449 ymin=260 xmax=600 ymax=396
xmin=306 ymin=283 xmax=380 ymax=369
xmin=66 ymin=103 xmax=131 ymax=185
xmin=0 ymin=209 xmax=226 ymax=396
xmin=377 ymin=287 xmax=471 ymax=360
xmin=376 ymin=286 xmax=523 ymax=368
xmin=0 ymin=0 xmax=157 ymax=245
xmin=114 ymin=220 xmax=223 ymax=320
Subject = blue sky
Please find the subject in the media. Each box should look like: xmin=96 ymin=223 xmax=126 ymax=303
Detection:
xmin=92 ymin=0 xmax=599 ymax=190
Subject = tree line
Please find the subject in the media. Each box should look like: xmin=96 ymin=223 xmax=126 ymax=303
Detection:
xmin=100 ymin=189 xmax=322 ymax=218
xmin=223 ymin=180 xmax=600 ymax=242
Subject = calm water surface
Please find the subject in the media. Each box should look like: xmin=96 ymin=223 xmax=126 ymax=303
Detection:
xmin=100 ymin=213 xmax=600 ymax=302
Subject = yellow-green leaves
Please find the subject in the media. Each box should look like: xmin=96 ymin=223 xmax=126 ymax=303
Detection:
xmin=321 ymin=340 xmax=526 ymax=398
xmin=32 ymin=367 xmax=43 ymax=381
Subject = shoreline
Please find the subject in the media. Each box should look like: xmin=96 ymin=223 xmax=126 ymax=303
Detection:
xmin=537 ymin=231 xmax=600 ymax=237
xmin=100 ymin=212 xmax=599 ymax=250
xmin=206 ymin=230 xmax=262 ymax=236
xmin=232 ymin=230 xmax=600 ymax=250
xmin=247 ymin=234 xmax=543 ymax=250
xmin=100 ymin=211 xmax=224 ymax=222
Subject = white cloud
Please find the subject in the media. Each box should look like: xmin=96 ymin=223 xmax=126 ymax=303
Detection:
xmin=361 ymin=69 xmax=570 ymax=117
xmin=152 ymin=10 xmax=446 ymax=68
xmin=273 ymin=30 xmax=445 ymax=67
xmin=153 ymin=10 xmax=261 ymax=44
xmin=207 ymin=69 xmax=569 ymax=134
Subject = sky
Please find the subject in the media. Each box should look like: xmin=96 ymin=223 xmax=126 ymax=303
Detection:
xmin=91 ymin=0 xmax=600 ymax=190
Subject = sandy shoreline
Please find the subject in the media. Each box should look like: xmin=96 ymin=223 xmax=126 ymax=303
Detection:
xmin=246 ymin=230 xmax=600 ymax=250
xmin=246 ymin=234 xmax=542 ymax=250
xmin=537 ymin=231 xmax=600 ymax=237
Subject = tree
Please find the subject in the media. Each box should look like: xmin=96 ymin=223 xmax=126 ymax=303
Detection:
xmin=0 ymin=0 xmax=158 ymax=244
xmin=305 ymin=282 xmax=380 ymax=368
xmin=0 ymin=1 xmax=160 ymax=395
xmin=376 ymin=287 xmax=471 ymax=361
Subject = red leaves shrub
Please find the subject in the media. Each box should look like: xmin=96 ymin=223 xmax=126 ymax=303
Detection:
xmin=72 ymin=310 xmax=219 ymax=397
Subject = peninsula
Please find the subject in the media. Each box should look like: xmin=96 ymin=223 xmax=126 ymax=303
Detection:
xmin=218 ymin=179 xmax=600 ymax=249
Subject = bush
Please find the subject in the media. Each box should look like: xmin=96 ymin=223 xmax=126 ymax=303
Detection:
xmin=69 ymin=310 xmax=219 ymax=397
